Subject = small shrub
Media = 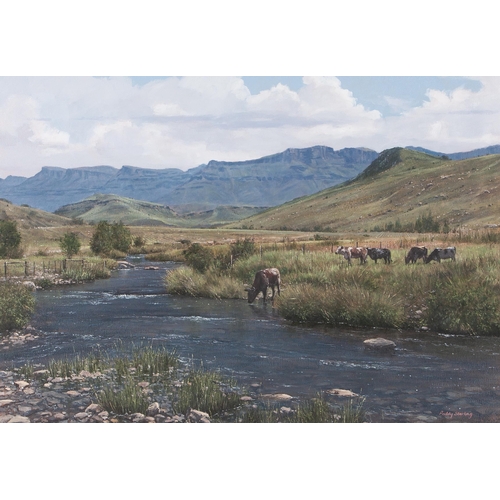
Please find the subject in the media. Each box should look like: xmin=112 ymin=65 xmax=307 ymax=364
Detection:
xmin=0 ymin=220 xmax=22 ymax=258
xmin=0 ymin=282 xmax=35 ymax=333
xmin=59 ymin=232 xmax=81 ymax=259
xmin=183 ymin=243 xmax=214 ymax=273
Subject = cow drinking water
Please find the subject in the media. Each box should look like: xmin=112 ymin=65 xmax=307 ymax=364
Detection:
xmin=245 ymin=268 xmax=281 ymax=304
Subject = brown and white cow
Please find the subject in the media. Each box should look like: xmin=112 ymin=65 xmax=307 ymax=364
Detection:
xmin=425 ymin=246 xmax=456 ymax=264
xmin=245 ymin=268 xmax=281 ymax=304
xmin=335 ymin=246 xmax=368 ymax=265
xmin=404 ymin=246 xmax=428 ymax=264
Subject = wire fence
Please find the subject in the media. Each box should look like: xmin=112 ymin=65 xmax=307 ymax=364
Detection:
xmin=2 ymin=259 xmax=108 ymax=278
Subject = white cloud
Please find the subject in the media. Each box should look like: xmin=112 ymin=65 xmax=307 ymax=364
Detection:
xmin=1 ymin=76 xmax=500 ymax=178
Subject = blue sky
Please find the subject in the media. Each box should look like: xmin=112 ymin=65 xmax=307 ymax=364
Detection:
xmin=1 ymin=75 xmax=498 ymax=178
xmin=1 ymin=3 xmax=499 ymax=178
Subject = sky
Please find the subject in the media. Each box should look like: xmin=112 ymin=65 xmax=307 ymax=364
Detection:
xmin=0 ymin=75 xmax=498 ymax=178
xmin=1 ymin=2 xmax=499 ymax=179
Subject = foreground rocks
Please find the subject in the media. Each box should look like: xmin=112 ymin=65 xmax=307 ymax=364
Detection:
xmin=0 ymin=368 xmax=205 ymax=423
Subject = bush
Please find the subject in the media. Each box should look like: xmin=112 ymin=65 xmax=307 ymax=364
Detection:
xmin=0 ymin=220 xmax=22 ymax=258
xmin=90 ymin=221 xmax=132 ymax=256
xmin=230 ymin=238 xmax=255 ymax=261
xmin=0 ymin=282 xmax=36 ymax=333
xmin=183 ymin=243 xmax=214 ymax=273
xmin=59 ymin=232 xmax=81 ymax=258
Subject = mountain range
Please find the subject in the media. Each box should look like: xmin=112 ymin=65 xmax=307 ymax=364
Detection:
xmin=0 ymin=146 xmax=378 ymax=212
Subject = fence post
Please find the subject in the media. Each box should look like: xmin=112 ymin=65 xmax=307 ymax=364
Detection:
xmin=230 ymin=254 xmax=233 ymax=267
xmin=302 ymin=244 xmax=305 ymax=254
xmin=63 ymin=259 xmax=67 ymax=271
xmin=260 ymin=245 xmax=263 ymax=259
xmin=4 ymin=262 xmax=6 ymax=278
xmin=25 ymin=261 xmax=28 ymax=277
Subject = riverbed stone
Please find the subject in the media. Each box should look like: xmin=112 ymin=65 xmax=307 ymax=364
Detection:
xmin=0 ymin=399 xmax=14 ymax=407
xmin=8 ymin=415 xmax=30 ymax=423
xmin=187 ymin=409 xmax=211 ymax=423
xmin=260 ymin=393 xmax=293 ymax=401
xmin=15 ymin=380 xmax=30 ymax=390
xmin=363 ymin=338 xmax=396 ymax=349
xmin=327 ymin=389 xmax=359 ymax=397
xmin=146 ymin=402 xmax=160 ymax=417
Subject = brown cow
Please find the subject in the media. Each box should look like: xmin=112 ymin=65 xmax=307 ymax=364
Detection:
xmin=405 ymin=246 xmax=428 ymax=264
xmin=245 ymin=268 xmax=281 ymax=304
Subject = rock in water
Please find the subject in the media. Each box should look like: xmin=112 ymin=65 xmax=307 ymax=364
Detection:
xmin=363 ymin=338 xmax=396 ymax=349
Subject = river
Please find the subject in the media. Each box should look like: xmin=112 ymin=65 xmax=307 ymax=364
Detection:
xmin=2 ymin=257 xmax=500 ymax=422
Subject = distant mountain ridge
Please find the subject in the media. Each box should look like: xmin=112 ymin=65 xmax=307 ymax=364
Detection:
xmin=406 ymin=144 xmax=500 ymax=160
xmin=0 ymin=146 xmax=379 ymax=212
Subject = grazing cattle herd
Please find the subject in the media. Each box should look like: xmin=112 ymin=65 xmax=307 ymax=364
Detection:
xmin=247 ymin=245 xmax=457 ymax=303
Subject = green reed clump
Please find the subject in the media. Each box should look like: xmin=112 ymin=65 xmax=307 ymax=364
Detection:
xmin=165 ymin=267 xmax=243 ymax=299
xmin=17 ymin=362 xmax=34 ymax=380
xmin=239 ymin=395 xmax=365 ymax=423
xmin=0 ymin=282 xmax=36 ymax=333
xmin=425 ymin=273 xmax=500 ymax=335
xmin=97 ymin=378 xmax=150 ymax=415
xmin=132 ymin=345 xmax=178 ymax=378
xmin=47 ymin=351 xmax=105 ymax=378
xmin=173 ymin=368 xmax=243 ymax=417
xmin=277 ymin=283 xmax=405 ymax=328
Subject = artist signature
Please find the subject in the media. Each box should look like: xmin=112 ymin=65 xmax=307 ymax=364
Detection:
xmin=439 ymin=411 xmax=473 ymax=419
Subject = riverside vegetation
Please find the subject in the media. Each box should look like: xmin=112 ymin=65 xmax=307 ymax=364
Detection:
xmin=165 ymin=238 xmax=500 ymax=336
xmin=2 ymin=346 xmax=365 ymax=423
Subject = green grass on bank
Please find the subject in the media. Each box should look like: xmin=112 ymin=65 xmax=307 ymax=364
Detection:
xmin=165 ymin=244 xmax=500 ymax=336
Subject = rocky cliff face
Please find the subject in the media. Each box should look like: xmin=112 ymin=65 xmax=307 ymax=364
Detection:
xmin=0 ymin=146 xmax=379 ymax=212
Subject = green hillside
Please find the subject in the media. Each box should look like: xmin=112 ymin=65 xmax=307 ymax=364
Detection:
xmin=55 ymin=194 xmax=265 ymax=227
xmin=226 ymin=148 xmax=500 ymax=232
xmin=55 ymin=194 xmax=180 ymax=226
xmin=0 ymin=198 xmax=73 ymax=230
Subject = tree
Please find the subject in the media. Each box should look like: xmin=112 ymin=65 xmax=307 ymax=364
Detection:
xmin=183 ymin=243 xmax=214 ymax=273
xmin=59 ymin=232 xmax=81 ymax=259
xmin=90 ymin=221 xmax=132 ymax=256
xmin=0 ymin=220 xmax=22 ymax=258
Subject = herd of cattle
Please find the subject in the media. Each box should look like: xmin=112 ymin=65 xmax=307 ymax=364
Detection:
xmin=334 ymin=245 xmax=457 ymax=266
xmin=246 ymin=245 xmax=457 ymax=303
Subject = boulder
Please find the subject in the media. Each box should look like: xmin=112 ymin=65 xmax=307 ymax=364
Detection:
xmin=363 ymin=338 xmax=396 ymax=349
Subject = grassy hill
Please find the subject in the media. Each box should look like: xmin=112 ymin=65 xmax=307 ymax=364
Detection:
xmin=226 ymin=148 xmax=500 ymax=232
xmin=0 ymin=198 xmax=73 ymax=230
xmin=55 ymin=194 xmax=266 ymax=227
xmin=55 ymin=194 xmax=180 ymax=226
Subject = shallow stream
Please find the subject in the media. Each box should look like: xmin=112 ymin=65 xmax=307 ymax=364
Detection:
xmin=2 ymin=257 xmax=500 ymax=422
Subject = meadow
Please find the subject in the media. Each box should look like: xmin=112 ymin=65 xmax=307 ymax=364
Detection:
xmin=164 ymin=232 xmax=500 ymax=336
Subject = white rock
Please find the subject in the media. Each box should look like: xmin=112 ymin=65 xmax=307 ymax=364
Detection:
xmin=327 ymin=389 xmax=359 ymax=397
xmin=363 ymin=338 xmax=396 ymax=348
